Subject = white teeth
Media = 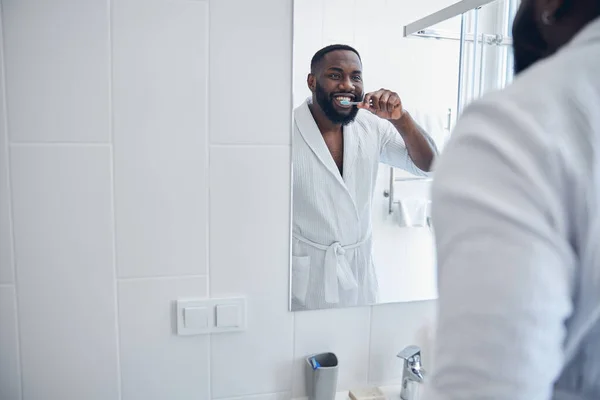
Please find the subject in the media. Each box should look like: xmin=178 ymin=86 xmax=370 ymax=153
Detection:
xmin=335 ymin=96 xmax=351 ymax=101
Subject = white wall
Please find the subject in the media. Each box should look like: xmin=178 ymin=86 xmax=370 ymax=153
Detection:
xmin=0 ymin=1 xmax=451 ymax=400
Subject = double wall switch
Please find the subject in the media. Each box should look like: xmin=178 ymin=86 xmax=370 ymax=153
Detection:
xmin=176 ymin=297 xmax=246 ymax=336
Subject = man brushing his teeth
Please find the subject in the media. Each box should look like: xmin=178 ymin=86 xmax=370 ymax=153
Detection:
xmin=291 ymin=44 xmax=438 ymax=310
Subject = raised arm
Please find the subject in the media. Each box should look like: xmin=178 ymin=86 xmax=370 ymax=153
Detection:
xmin=357 ymin=89 xmax=438 ymax=174
xmin=389 ymin=110 xmax=436 ymax=172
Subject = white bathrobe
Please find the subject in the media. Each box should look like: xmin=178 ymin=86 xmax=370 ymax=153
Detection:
xmin=424 ymin=17 xmax=600 ymax=400
xmin=291 ymin=98 xmax=437 ymax=310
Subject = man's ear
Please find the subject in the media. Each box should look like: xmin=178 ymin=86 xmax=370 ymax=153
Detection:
xmin=536 ymin=0 xmax=567 ymax=21
xmin=307 ymin=73 xmax=316 ymax=93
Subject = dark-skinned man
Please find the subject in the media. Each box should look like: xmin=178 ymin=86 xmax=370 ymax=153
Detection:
xmin=291 ymin=44 xmax=437 ymax=310
xmin=425 ymin=0 xmax=600 ymax=398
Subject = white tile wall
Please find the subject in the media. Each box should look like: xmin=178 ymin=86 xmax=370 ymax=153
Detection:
xmin=368 ymin=301 xmax=437 ymax=385
xmin=292 ymin=0 xmax=324 ymax=108
xmin=209 ymin=0 xmax=292 ymax=145
xmin=118 ymin=276 xmax=210 ymax=400
xmin=2 ymin=0 xmax=110 ymax=143
xmin=293 ymin=308 xmax=371 ymax=397
xmin=322 ymin=0 xmax=356 ymax=44
xmin=10 ymin=145 xmax=120 ymax=400
xmin=218 ymin=393 xmax=291 ymax=400
xmin=0 ymin=30 xmax=13 ymax=283
xmin=0 ymin=286 xmax=21 ymax=400
xmin=112 ymin=0 xmax=209 ymax=278
xmin=0 ymin=0 xmax=441 ymax=399
xmin=209 ymin=146 xmax=294 ymax=398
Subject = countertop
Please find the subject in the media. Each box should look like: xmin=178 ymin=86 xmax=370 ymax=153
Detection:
xmin=294 ymin=384 xmax=405 ymax=400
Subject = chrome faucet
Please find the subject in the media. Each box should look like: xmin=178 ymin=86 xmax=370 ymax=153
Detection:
xmin=397 ymin=345 xmax=426 ymax=400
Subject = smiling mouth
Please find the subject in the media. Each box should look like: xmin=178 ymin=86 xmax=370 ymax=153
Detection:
xmin=333 ymin=94 xmax=355 ymax=108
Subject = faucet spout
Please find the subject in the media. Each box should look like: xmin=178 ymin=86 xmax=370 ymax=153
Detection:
xmin=397 ymin=345 xmax=426 ymax=400
xmin=406 ymin=364 xmax=426 ymax=383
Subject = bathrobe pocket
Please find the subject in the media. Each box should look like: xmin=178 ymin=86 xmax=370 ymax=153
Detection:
xmin=291 ymin=255 xmax=311 ymax=305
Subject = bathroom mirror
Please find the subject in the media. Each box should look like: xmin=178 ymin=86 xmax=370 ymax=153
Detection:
xmin=289 ymin=0 xmax=517 ymax=311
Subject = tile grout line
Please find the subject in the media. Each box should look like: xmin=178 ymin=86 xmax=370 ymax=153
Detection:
xmin=1 ymin=0 xmax=25 ymax=397
xmin=209 ymin=143 xmax=291 ymax=148
xmin=213 ymin=391 xmax=291 ymax=400
xmin=117 ymin=274 xmax=209 ymax=282
xmin=9 ymin=142 xmax=111 ymax=146
xmin=290 ymin=310 xmax=296 ymax=399
xmin=366 ymin=306 xmax=374 ymax=384
xmin=214 ymin=392 xmax=291 ymax=400
xmin=107 ymin=0 xmax=123 ymax=398
xmin=206 ymin=2 xmax=213 ymax=399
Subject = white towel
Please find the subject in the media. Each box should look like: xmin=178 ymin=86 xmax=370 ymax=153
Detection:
xmin=397 ymin=197 xmax=431 ymax=228
xmin=409 ymin=107 xmax=451 ymax=152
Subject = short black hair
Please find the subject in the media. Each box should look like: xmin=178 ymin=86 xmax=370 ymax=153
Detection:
xmin=310 ymin=44 xmax=361 ymax=73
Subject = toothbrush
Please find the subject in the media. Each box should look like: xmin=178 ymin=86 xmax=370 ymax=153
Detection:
xmin=310 ymin=357 xmax=321 ymax=370
xmin=340 ymin=99 xmax=403 ymax=112
xmin=339 ymin=99 xmax=363 ymax=106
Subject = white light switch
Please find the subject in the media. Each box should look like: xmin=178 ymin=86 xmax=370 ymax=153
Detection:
xmin=216 ymin=304 xmax=240 ymax=328
xmin=184 ymin=307 xmax=208 ymax=329
xmin=176 ymin=297 xmax=246 ymax=335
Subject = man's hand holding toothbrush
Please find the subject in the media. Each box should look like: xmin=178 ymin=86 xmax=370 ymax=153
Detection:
xmin=346 ymin=88 xmax=434 ymax=172
xmin=357 ymin=89 xmax=406 ymax=121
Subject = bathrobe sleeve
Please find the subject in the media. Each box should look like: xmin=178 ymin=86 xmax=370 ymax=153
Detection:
xmin=377 ymin=116 xmax=438 ymax=176
xmin=422 ymin=98 xmax=575 ymax=400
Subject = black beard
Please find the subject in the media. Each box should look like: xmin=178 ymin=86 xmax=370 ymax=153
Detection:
xmin=315 ymin=82 xmax=360 ymax=126
xmin=512 ymin=2 xmax=550 ymax=74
